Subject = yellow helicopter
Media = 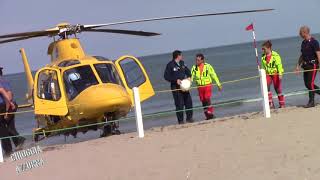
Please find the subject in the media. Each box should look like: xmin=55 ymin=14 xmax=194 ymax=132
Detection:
xmin=0 ymin=9 xmax=273 ymax=141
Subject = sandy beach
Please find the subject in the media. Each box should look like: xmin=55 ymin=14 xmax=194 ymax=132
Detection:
xmin=1 ymin=105 xmax=320 ymax=180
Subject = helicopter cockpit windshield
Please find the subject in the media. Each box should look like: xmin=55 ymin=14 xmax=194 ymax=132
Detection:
xmin=63 ymin=64 xmax=122 ymax=100
xmin=63 ymin=65 xmax=98 ymax=100
xmin=93 ymin=63 xmax=122 ymax=85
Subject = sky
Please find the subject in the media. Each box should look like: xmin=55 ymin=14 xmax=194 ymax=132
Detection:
xmin=0 ymin=0 xmax=319 ymax=74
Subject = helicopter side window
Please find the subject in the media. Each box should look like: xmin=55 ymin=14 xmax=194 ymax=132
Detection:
xmin=63 ymin=65 xmax=98 ymax=100
xmin=94 ymin=63 xmax=122 ymax=85
xmin=119 ymin=58 xmax=146 ymax=89
xmin=37 ymin=70 xmax=61 ymax=101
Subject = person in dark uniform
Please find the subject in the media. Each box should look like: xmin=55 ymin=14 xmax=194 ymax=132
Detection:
xmin=0 ymin=67 xmax=25 ymax=149
xmin=0 ymin=76 xmax=16 ymax=156
xmin=0 ymin=97 xmax=12 ymax=157
xmin=295 ymin=26 xmax=320 ymax=108
xmin=164 ymin=50 xmax=193 ymax=124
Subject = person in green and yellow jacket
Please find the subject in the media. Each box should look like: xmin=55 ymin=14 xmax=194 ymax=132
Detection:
xmin=191 ymin=53 xmax=222 ymax=120
xmin=261 ymin=40 xmax=285 ymax=108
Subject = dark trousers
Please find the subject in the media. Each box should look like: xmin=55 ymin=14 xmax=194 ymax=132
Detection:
xmin=0 ymin=104 xmax=12 ymax=155
xmin=5 ymin=102 xmax=21 ymax=147
xmin=303 ymin=64 xmax=320 ymax=102
xmin=172 ymin=89 xmax=193 ymax=123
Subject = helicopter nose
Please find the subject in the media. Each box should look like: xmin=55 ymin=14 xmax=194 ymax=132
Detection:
xmin=75 ymin=84 xmax=132 ymax=116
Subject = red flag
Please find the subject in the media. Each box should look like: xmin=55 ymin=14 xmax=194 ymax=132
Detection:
xmin=245 ymin=23 xmax=254 ymax=31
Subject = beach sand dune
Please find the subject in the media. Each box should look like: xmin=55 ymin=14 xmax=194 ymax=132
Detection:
xmin=1 ymin=106 xmax=320 ymax=180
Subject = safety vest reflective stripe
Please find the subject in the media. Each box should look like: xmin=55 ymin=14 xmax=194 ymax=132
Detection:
xmin=261 ymin=51 xmax=284 ymax=75
xmin=191 ymin=63 xmax=221 ymax=87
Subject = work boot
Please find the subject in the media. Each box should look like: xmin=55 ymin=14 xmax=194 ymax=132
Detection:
xmin=205 ymin=113 xmax=216 ymax=120
xmin=15 ymin=137 xmax=26 ymax=150
xmin=186 ymin=119 xmax=194 ymax=123
xmin=304 ymin=100 xmax=315 ymax=108
xmin=3 ymin=151 xmax=12 ymax=158
xmin=269 ymin=102 xmax=275 ymax=109
xmin=278 ymin=95 xmax=285 ymax=108
xmin=178 ymin=121 xmax=185 ymax=125
xmin=268 ymin=92 xmax=275 ymax=109
xmin=305 ymin=92 xmax=316 ymax=108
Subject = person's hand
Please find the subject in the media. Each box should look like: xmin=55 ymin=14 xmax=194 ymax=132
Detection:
xmin=177 ymin=79 xmax=181 ymax=85
xmin=294 ymin=66 xmax=300 ymax=75
xmin=5 ymin=102 xmax=10 ymax=114
xmin=218 ymin=86 xmax=223 ymax=92
xmin=4 ymin=112 xmax=9 ymax=121
xmin=10 ymin=101 xmax=15 ymax=110
xmin=279 ymin=75 xmax=283 ymax=80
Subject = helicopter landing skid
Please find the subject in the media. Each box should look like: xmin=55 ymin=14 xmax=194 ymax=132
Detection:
xmin=100 ymin=114 xmax=121 ymax=137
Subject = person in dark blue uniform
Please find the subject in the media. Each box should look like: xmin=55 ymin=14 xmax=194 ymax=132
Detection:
xmin=0 ymin=67 xmax=25 ymax=149
xmin=0 ymin=68 xmax=16 ymax=156
xmin=164 ymin=50 xmax=193 ymax=124
xmin=0 ymin=67 xmax=25 ymax=156
xmin=295 ymin=26 xmax=320 ymax=108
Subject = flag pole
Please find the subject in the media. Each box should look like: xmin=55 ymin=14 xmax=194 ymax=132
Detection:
xmin=246 ymin=23 xmax=270 ymax=118
xmin=252 ymin=28 xmax=260 ymax=70
xmin=246 ymin=23 xmax=260 ymax=70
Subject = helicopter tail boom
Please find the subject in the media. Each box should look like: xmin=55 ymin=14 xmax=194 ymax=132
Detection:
xmin=20 ymin=48 xmax=34 ymax=102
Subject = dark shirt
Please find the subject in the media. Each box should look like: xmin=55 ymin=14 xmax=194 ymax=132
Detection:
xmin=0 ymin=77 xmax=12 ymax=104
xmin=164 ymin=60 xmax=191 ymax=89
xmin=301 ymin=37 xmax=320 ymax=63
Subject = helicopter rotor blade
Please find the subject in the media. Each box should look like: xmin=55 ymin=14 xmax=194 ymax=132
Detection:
xmin=0 ymin=8 xmax=273 ymax=44
xmin=0 ymin=28 xmax=59 ymax=39
xmin=0 ymin=34 xmax=46 ymax=44
xmin=83 ymin=8 xmax=274 ymax=29
xmin=83 ymin=29 xmax=161 ymax=36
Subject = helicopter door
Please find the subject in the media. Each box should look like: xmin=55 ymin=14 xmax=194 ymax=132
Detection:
xmin=114 ymin=56 xmax=155 ymax=103
xmin=34 ymin=68 xmax=68 ymax=116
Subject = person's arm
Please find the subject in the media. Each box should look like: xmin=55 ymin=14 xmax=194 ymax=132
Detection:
xmin=295 ymin=55 xmax=303 ymax=74
xmin=261 ymin=55 xmax=266 ymax=70
xmin=5 ymin=81 xmax=13 ymax=101
xmin=314 ymin=40 xmax=320 ymax=65
xmin=298 ymin=55 xmax=303 ymax=66
xmin=0 ymin=88 xmax=14 ymax=112
xmin=190 ymin=66 xmax=195 ymax=82
xmin=7 ymin=90 xmax=13 ymax=101
xmin=164 ymin=63 xmax=179 ymax=84
xmin=209 ymin=65 xmax=222 ymax=91
xmin=185 ymin=65 xmax=192 ymax=79
xmin=317 ymin=51 xmax=320 ymax=65
xmin=164 ymin=63 xmax=174 ymax=82
xmin=275 ymin=54 xmax=284 ymax=78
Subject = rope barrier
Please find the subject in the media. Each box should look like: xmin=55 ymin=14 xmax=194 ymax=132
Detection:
xmin=153 ymin=75 xmax=261 ymax=93
xmin=2 ymin=67 xmax=320 ymax=116
xmin=0 ymin=67 xmax=318 ymax=142
xmin=0 ymin=86 xmax=316 ymax=141
xmin=0 ymin=73 xmax=261 ymax=116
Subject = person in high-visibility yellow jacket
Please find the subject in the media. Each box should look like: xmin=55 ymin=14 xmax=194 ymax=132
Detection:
xmin=191 ymin=53 xmax=222 ymax=120
xmin=261 ymin=40 xmax=285 ymax=108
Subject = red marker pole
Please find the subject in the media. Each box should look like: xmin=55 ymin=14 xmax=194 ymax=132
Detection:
xmin=246 ymin=23 xmax=260 ymax=69
xmin=246 ymin=23 xmax=270 ymax=118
